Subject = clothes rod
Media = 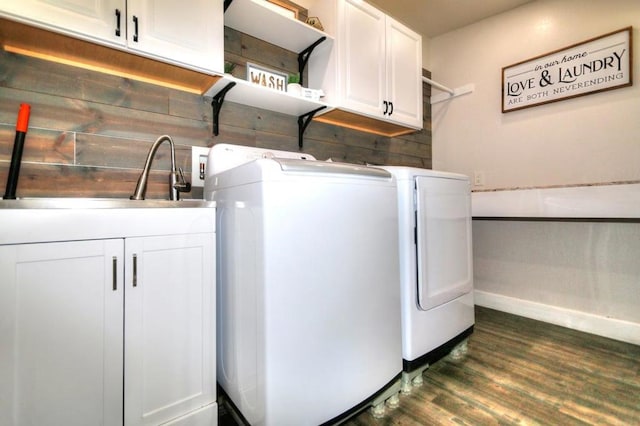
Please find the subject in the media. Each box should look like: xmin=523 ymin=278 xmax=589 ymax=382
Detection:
xmin=423 ymin=76 xmax=474 ymax=104
xmin=422 ymin=76 xmax=454 ymax=94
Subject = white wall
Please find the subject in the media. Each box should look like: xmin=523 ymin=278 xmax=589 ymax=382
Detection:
xmin=430 ymin=0 xmax=640 ymax=190
xmin=430 ymin=0 xmax=640 ymax=344
xmin=473 ymin=220 xmax=640 ymax=344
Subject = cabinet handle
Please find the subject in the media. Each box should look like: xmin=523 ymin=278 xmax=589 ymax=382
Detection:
xmin=112 ymin=257 xmax=118 ymax=291
xmin=132 ymin=254 xmax=138 ymax=287
xmin=388 ymin=101 xmax=394 ymax=116
xmin=132 ymin=16 xmax=139 ymax=42
xmin=115 ymin=9 xmax=121 ymax=37
xmin=383 ymin=100 xmax=388 ymax=115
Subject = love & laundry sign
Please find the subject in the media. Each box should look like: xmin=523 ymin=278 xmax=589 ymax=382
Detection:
xmin=502 ymin=27 xmax=632 ymax=113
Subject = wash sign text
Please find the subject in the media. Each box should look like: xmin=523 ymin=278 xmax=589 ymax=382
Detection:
xmin=502 ymin=27 xmax=632 ymax=113
xmin=247 ymin=62 xmax=287 ymax=93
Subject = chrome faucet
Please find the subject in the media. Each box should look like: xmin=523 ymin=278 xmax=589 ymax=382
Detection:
xmin=130 ymin=135 xmax=191 ymax=200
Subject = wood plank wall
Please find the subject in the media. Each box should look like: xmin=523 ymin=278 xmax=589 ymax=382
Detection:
xmin=0 ymin=26 xmax=431 ymax=200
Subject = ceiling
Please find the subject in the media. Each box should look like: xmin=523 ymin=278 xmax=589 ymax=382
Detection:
xmin=365 ymin=0 xmax=534 ymax=38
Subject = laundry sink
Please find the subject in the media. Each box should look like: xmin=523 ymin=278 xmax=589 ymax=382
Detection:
xmin=1 ymin=197 xmax=215 ymax=245
xmin=0 ymin=198 xmax=214 ymax=209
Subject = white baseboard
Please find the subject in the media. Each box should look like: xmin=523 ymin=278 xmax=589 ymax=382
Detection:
xmin=474 ymin=290 xmax=640 ymax=346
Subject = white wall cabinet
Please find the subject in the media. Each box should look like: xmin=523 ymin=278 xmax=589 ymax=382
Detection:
xmin=0 ymin=207 xmax=217 ymax=426
xmin=0 ymin=0 xmax=223 ymax=73
xmin=0 ymin=0 xmax=125 ymax=45
xmin=385 ymin=16 xmax=424 ymax=128
xmin=125 ymin=0 xmax=223 ymax=73
xmin=310 ymin=0 xmax=423 ymax=134
xmin=339 ymin=0 xmax=387 ymax=121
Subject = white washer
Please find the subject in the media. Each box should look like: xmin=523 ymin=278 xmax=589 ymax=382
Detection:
xmin=382 ymin=166 xmax=474 ymax=388
xmin=205 ymin=144 xmax=402 ymax=425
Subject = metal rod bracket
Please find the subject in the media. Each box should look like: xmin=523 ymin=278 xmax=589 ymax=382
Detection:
xmin=298 ymin=106 xmax=326 ymax=149
xmin=211 ymin=81 xmax=237 ymax=136
xmin=298 ymin=36 xmax=326 ymax=86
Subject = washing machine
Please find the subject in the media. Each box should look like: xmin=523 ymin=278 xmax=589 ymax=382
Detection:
xmin=205 ymin=144 xmax=402 ymax=425
xmin=381 ymin=166 xmax=474 ymax=391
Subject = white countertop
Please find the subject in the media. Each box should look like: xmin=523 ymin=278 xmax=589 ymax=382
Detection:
xmin=0 ymin=201 xmax=216 ymax=245
xmin=472 ymin=183 xmax=640 ymax=219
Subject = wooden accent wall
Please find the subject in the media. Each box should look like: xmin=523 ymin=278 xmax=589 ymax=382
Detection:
xmin=0 ymin=29 xmax=431 ymax=200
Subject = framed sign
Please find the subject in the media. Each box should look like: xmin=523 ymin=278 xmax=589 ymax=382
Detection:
xmin=502 ymin=27 xmax=632 ymax=113
xmin=246 ymin=62 xmax=287 ymax=93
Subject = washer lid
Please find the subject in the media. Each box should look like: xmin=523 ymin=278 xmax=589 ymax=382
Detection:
xmin=382 ymin=165 xmax=469 ymax=182
xmin=276 ymin=159 xmax=391 ymax=178
xmin=208 ymin=143 xmax=316 ymax=175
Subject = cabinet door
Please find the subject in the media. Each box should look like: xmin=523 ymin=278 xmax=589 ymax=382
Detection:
xmin=339 ymin=0 xmax=386 ymax=118
xmin=0 ymin=0 xmax=126 ymax=46
xmin=386 ymin=17 xmax=423 ymax=128
xmin=0 ymin=240 xmax=124 ymax=426
xmin=126 ymin=0 xmax=224 ymax=73
xmin=124 ymin=233 xmax=216 ymax=426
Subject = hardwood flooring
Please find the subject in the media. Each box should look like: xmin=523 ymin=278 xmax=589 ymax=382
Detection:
xmin=218 ymin=306 xmax=640 ymax=425
xmin=345 ymin=306 xmax=640 ymax=426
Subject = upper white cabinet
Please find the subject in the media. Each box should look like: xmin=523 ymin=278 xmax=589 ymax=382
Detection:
xmin=126 ymin=0 xmax=223 ymax=73
xmin=385 ymin=16 xmax=424 ymax=129
xmin=0 ymin=0 xmax=223 ymax=74
xmin=309 ymin=0 xmax=423 ymax=135
xmin=339 ymin=0 xmax=387 ymax=121
xmin=0 ymin=0 xmax=125 ymax=45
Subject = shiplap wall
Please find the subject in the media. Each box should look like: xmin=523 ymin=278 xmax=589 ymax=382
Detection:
xmin=0 ymin=27 xmax=431 ymax=200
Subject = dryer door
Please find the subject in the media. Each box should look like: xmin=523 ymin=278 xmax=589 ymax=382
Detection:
xmin=415 ymin=176 xmax=473 ymax=311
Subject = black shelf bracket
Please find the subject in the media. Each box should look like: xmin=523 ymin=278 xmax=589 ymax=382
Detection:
xmin=223 ymin=0 xmax=233 ymax=12
xmin=298 ymin=106 xmax=326 ymax=149
xmin=298 ymin=36 xmax=326 ymax=86
xmin=211 ymin=81 xmax=236 ymax=136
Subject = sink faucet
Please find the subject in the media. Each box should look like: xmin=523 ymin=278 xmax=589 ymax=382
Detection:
xmin=130 ymin=135 xmax=191 ymax=200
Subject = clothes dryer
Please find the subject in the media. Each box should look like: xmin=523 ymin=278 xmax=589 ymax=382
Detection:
xmin=206 ymin=144 xmax=402 ymax=425
xmin=382 ymin=166 xmax=474 ymax=392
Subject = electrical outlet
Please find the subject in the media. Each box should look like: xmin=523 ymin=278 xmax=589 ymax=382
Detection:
xmin=474 ymin=171 xmax=485 ymax=186
xmin=191 ymin=146 xmax=210 ymax=188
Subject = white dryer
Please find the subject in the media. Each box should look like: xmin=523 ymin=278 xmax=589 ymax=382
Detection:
xmin=382 ymin=166 xmax=474 ymax=391
xmin=205 ymin=144 xmax=402 ymax=425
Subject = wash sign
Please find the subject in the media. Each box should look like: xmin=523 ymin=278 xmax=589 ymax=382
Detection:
xmin=502 ymin=27 xmax=632 ymax=113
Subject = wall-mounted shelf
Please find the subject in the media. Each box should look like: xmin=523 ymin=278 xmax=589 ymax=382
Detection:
xmin=210 ymin=0 xmax=335 ymax=148
xmin=206 ymin=75 xmax=331 ymax=116
xmin=206 ymin=75 xmax=331 ymax=147
xmin=224 ymin=0 xmax=334 ymax=53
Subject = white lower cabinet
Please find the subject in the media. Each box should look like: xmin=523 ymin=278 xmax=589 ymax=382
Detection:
xmin=125 ymin=234 xmax=216 ymax=426
xmin=0 ymin=208 xmax=216 ymax=426
xmin=0 ymin=239 xmax=125 ymax=426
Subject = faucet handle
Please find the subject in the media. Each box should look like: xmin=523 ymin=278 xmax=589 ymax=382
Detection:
xmin=174 ymin=167 xmax=192 ymax=193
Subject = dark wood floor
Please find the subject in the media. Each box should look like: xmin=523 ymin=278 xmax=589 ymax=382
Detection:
xmin=345 ymin=306 xmax=640 ymax=426
xmin=219 ymin=306 xmax=640 ymax=425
